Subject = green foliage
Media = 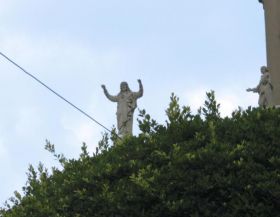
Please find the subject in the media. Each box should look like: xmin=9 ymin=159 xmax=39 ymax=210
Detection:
xmin=199 ymin=90 xmax=221 ymax=120
xmin=1 ymin=91 xmax=280 ymax=217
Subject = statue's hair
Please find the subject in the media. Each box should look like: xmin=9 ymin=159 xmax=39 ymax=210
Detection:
xmin=260 ymin=66 xmax=269 ymax=73
xmin=120 ymin=81 xmax=131 ymax=92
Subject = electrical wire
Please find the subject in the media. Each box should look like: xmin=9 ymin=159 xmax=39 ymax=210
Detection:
xmin=0 ymin=51 xmax=115 ymax=135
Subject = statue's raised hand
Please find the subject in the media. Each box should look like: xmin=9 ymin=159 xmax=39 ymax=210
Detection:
xmin=137 ymin=79 xmax=142 ymax=84
xmin=101 ymin=84 xmax=106 ymax=90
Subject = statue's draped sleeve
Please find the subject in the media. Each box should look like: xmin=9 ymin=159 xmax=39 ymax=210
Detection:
xmin=104 ymin=89 xmax=118 ymax=102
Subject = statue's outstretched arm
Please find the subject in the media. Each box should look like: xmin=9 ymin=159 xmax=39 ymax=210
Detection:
xmin=247 ymin=81 xmax=261 ymax=93
xmin=101 ymin=85 xmax=118 ymax=102
xmin=134 ymin=79 xmax=143 ymax=98
xmin=247 ymin=87 xmax=258 ymax=93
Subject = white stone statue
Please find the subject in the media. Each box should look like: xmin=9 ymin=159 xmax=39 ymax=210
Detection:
xmin=101 ymin=80 xmax=143 ymax=136
xmin=247 ymin=66 xmax=273 ymax=107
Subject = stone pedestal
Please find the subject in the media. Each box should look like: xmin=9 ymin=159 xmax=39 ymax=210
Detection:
xmin=260 ymin=0 xmax=280 ymax=106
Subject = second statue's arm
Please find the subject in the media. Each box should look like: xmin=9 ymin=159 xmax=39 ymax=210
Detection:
xmin=247 ymin=87 xmax=258 ymax=93
xmin=101 ymin=85 xmax=118 ymax=102
xmin=247 ymin=82 xmax=260 ymax=93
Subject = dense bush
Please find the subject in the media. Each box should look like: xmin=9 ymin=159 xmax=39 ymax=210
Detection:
xmin=1 ymin=91 xmax=280 ymax=217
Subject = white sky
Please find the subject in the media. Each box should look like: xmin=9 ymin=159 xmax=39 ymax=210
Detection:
xmin=0 ymin=0 xmax=265 ymax=204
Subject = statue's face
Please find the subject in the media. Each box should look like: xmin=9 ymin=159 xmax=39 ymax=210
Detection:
xmin=120 ymin=82 xmax=128 ymax=92
xmin=260 ymin=66 xmax=267 ymax=74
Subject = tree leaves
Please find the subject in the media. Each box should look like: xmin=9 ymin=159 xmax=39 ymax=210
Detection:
xmin=1 ymin=92 xmax=280 ymax=217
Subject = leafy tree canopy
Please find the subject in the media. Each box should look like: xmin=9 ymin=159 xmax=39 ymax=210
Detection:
xmin=1 ymin=91 xmax=280 ymax=217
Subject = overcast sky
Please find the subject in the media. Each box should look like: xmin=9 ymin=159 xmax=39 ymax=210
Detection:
xmin=0 ymin=0 xmax=265 ymax=204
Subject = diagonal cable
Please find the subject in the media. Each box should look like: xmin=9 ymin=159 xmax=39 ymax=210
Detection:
xmin=0 ymin=51 xmax=114 ymax=134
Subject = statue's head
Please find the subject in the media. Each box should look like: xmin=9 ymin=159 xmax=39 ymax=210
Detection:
xmin=120 ymin=82 xmax=129 ymax=92
xmin=260 ymin=66 xmax=268 ymax=74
